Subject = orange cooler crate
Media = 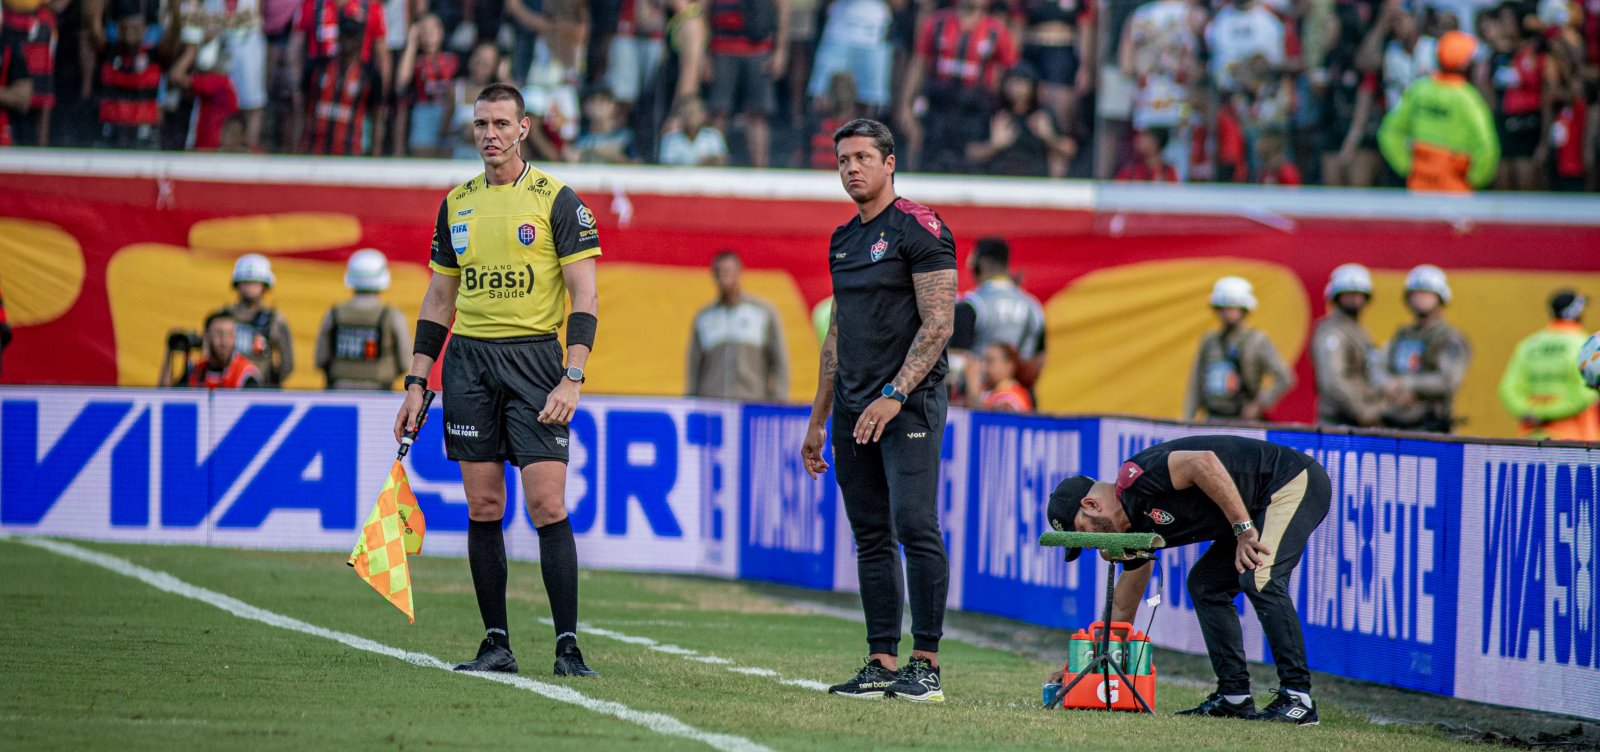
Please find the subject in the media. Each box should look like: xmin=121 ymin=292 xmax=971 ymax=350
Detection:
xmin=1059 ymin=621 xmax=1157 ymax=712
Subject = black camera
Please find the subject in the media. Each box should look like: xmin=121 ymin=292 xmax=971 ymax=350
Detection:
xmin=168 ymin=331 xmax=203 ymax=352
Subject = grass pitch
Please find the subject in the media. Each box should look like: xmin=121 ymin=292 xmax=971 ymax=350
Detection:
xmin=0 ymin=538 xmax=1509 ymax=751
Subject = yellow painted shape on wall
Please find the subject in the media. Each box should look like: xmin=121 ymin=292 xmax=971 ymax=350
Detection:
xmin=188 ymin=214 xmax=364 ymax=255
xmin=109 ymin=245 xmax=429 ymax=389
xmin=1038 ymin=258 xmax=1310 ymax=419
xmin=1356 ymin=269 xmax=1600 ymax=439
xmin=582 ymin=263 xmax=819 ymax=402
xmin=0 ymin=218 xmax=84 ymax=326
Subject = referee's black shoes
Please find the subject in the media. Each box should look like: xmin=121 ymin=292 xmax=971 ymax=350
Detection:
xmin=827 ymin=658 xmax=898 ymax=699
xmin=453 ymin=639 xmax=519 ymax=673
xmin=1175 ymin=692 xmax=1255 ymax=718
xmin=554 ymin=644 xmax=600 ymax=677
xmin=1246 ymin=688 xmax=1319 ymax=726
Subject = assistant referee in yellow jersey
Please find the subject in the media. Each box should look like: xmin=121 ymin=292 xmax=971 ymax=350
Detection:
xmin=395 ymin=82 xmax=601 ymax=677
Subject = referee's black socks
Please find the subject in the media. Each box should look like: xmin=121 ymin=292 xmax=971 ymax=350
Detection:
xmin=468 ymin=518 xmax=512 ymax=650
xmin=538 ymin=517 xmax=580 ymax=653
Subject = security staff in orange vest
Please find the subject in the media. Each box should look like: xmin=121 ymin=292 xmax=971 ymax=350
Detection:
xmin=159 ymin=312 xmax=264 ymax=389
xmin=315 ymin=249 xmax=411 ymax=390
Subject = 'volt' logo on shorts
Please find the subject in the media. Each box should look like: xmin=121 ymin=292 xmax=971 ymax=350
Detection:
xmin=906 ymin=432 xmax=927 ymax=439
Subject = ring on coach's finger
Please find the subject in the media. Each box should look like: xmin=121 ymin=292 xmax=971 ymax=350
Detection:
xmin=869 ymin=420 xmax=877 ymax=425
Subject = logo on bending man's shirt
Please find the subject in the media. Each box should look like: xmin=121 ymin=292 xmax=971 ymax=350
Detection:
xmin=517 ymin=223 xmax=537 ymax=246
xmin=577 ymin=206 xmax=596 ymax=229
xmin=870 ymin=233 xmax=888 ymax=262
xmin=1147 ymin=508 xmax=1174 ymax=525
xmin=1115 ymin=461 xmax=1144 ymax=495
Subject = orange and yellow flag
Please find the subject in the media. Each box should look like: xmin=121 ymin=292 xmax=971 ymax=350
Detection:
xmin=347 ymin=461 xmax=426 ymax=622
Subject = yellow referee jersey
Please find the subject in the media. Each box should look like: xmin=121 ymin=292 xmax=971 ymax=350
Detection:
xmin=429 ymin=163 xmax=602 ymax=338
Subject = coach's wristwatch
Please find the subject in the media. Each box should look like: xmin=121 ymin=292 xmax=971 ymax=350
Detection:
xmin=1232 ymin=520 xmax=1255 ymax=537
xmin=881 ymin=383 xmax=908 ymax=404
xmin=564 ymin=366 xmax=586 ymax=384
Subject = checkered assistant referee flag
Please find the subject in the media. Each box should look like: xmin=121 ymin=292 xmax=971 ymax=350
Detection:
xmin=347 ymin=391 xmax=433 ymax=622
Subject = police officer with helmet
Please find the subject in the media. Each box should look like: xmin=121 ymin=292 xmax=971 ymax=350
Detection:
xmin=1381 ymin=265 xmax=1470 ymax=432
xmin=1183 ymin=276 xmax=1295 ymax=422
xmin=216 ymin=254 xmax=294 ymax=386
xmin=316 ymin=249 xmax=411 ymax=390
xmin=1312 ymin=263 xmax=1386 ymax=427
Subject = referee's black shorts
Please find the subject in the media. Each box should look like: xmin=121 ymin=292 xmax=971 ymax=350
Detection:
xmin=442 ymin=333 xmax=569 ymax=467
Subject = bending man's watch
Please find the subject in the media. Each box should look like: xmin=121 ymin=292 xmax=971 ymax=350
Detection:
xmin=564 ymin=366 xmax=586 ymax=383
xmin=881 ymin=383 xmax=908 ymax=404
xmin=1232 ymin=519 xmax=1255 ymax=537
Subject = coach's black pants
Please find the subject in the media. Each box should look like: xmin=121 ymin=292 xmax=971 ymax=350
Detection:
xmin=831 ymin=388 xmax=950 ymax=656
xmin=1189 ymin=462 xmax=1331 ymax=694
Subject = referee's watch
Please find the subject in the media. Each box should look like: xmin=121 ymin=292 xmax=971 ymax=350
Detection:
xmin=881 ymin=383 xmax=908 ymax=404
xmin=564 ymin=366 xmax=586 ymax=383
xmin=1232 ymin=520 xmax=1255 ymax=537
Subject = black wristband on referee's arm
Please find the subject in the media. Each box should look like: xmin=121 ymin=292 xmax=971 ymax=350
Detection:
xmin=414 ymin=319 xmax=448 ymax=360
xmin=566 ymin=312 xmax=597 ymax=352
xmin=404 ymin=375 xmax=427 ymax=392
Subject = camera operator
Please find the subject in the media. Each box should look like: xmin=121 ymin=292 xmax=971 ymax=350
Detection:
xmin=159 ymin=313 xmax=264 ymax=389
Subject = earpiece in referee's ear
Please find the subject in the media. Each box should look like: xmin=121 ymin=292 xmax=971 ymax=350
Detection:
xmin=519 ymin=128 xmax=527 ymax=141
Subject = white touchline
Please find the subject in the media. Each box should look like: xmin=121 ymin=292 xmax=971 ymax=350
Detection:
xmin=544 ymin=619 xmax=831 ymax=693
xmin=12 ymin=537 xmax=773 ymax=752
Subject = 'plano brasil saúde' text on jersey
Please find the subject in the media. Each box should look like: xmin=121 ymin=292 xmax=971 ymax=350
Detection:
xmin=828 ymin=197 xmax=958 ymax=412
xmin=429 ymin=164 xmax=601 ymax=338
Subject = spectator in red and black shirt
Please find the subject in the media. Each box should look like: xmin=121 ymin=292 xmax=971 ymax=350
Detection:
xmin=289 ymin=0 xmax=388 ymax=149
xmin=0 ymin=0 xmax=53 ymax=146
xmin=301 ymin=6 xmax=381 ymax=154
xmin=0 ymin=28 xmax=30 ymax=147
xmin=706 ymin=0 xmax=787 ymax=167
xmin=97 ymin=10 xmax=163 ymax=149
xmin=898 ymin=0 xmax=1018 ymax=173
xmin=1115 ymin=127 xmax=1178 ymax=181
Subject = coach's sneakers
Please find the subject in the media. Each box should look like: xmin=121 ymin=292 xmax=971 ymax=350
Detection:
xmin=1175 ymin=692 xmax=1255 ymax=718
xmin=554 ymin=644 xmax=600 ymax=677
xmin=884 ymin=657 xmax=944 ymax=703
xmin=827 ymin=658 xmax=898 ymax=699
xmin=1246 ymin=688 xmax=1318 ymax=726
xmin=454 ymin=639 xmax=519 ymax=673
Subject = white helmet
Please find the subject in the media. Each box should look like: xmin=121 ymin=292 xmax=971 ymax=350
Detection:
xmin=1325 ymin=263 xmax=1373 ymax=300
xmin=345 ymin=248 xmax=391 ymax=292
xmin=1210 ymin=276 xmax=1256 ymax=311
xmin=1404 ymin=264 xmax=1451 ymax=305
xmin=232 ymin=253 xmax=275 ymax=287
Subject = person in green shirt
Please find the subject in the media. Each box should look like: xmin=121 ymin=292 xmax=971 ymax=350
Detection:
xmin=1498 ymin=290 xmax=1599 ymax=441
xmin=1378 ymin=30 xmax=1499 ymax=192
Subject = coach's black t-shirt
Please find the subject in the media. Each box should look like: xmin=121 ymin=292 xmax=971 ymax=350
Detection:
xmin=828 ymin=197 xmax=958 ymax=412
xmin=1115 ymin=435 xmax=1314 ymax=551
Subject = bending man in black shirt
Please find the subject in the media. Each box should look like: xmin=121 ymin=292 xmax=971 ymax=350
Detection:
xmin=1047 ymin=435 xmax=1331 ymax=725
xmin=802 ymin=118 xmax=958 ymax=703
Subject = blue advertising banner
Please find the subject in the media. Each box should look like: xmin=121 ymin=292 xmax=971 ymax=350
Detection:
xmin=738 ymin=404 xmax=836 ymax=590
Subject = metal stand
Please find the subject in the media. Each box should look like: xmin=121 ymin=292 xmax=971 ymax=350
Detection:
xmin=1054 ymin=559 xmax=1154 ymax=714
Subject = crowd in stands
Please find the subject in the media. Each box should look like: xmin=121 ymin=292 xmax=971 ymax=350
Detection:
xmin=2 ymin=0 xmax=1597 ymax=188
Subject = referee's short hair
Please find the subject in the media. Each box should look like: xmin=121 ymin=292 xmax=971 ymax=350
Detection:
xmin=478 ymin=82 xmax=526 ymax=116
xmin=832 ymin=118 xmax=894 ymax=160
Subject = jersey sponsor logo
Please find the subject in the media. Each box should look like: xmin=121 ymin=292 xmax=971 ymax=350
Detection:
xmin=529 ymin=176 xmax=551 ymax=196
xmin=450 ymin=222 xmax=469 ymax=253
xmin=577 ymin=206 xmax=596 ymax=229
xmin=447 ymin=422 xmax=479 ymax=438
xmin=462 ymin=264 xmax=536 ymax=298
xmin=870 ymin=234 xmax=888 ymax=262
xmin=1147 ymin=508 xmax=1174 ymax=525
xmin=517 ymin=223 xmax=537 ymax=246
xmin=456 ymin=208 xmax=473 ymax=217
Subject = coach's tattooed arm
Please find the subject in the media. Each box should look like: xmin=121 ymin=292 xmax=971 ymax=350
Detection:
xmin=891 ymin=269 xmax=958 ymax=395
xmin=801 ymin=309 xmax=839 ymax=478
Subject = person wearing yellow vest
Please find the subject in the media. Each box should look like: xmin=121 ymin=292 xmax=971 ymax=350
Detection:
xmin=315 ymin=249 xmax=411 ymax=390
xmin=1498 ymin=290 xmax=1600 ymax=441
xmin=1377 ymin=31 xmax=1499 ymax=193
